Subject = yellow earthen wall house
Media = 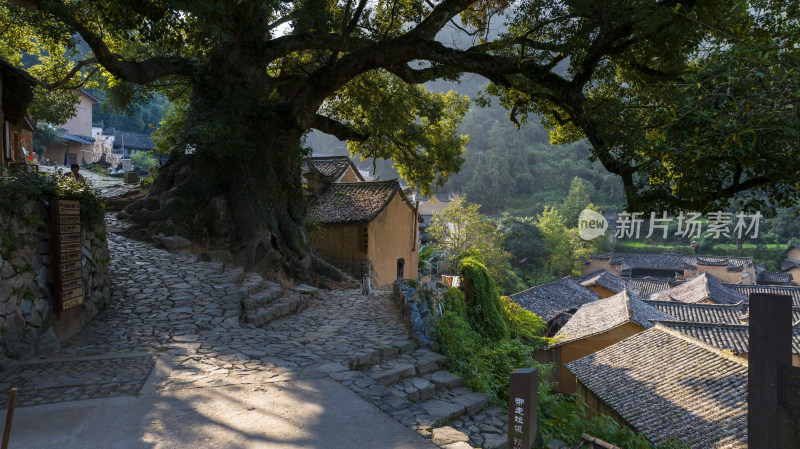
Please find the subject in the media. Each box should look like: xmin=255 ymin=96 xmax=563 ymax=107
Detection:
xmin=309 ymin=180 xmax=421 ymax=287
xmin=545 ymin=322 xmax=645 ymax=394
xmin=787 ymin=246 xmax=800 ymax=261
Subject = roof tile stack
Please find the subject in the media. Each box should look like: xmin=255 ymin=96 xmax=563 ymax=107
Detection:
xmin=552 ymin=289 xmax=670 ymax=347
xmin=566 ymin=325 xmax=748 ymax=449
xmin=510 ymin=277 xmax=599 ymax=322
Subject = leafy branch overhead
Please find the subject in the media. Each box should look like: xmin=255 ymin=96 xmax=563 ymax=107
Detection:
xmin=2 ymin=0 xmax=792 ymax=210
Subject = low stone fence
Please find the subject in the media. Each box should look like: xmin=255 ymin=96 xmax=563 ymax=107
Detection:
xmin=392 ymin=280 xmax=438 ymax=349
xmin=0 ymin=198 xmax=110 ymax=360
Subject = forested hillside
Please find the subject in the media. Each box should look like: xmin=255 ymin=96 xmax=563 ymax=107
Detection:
xmin=308 ymin=76 xmax=628 ymax=217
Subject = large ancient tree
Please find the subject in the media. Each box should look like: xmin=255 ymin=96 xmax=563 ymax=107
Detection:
xmin=1 ymin=0 xmax=743 ymax=280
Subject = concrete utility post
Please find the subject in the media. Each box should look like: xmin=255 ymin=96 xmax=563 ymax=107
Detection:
xmin=747 ymin=292 xmax=798 ymax=449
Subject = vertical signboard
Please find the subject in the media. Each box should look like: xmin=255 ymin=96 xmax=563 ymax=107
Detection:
xmin=51 ymin=199 xmax=83 ymax=313
xmin=508 ymin=368 xmax=538 ymax=449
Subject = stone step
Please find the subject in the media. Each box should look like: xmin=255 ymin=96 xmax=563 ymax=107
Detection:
xmin=237 ymin=272 xmax=271 ymax=296
xmin=243 ymin=292 xmax=309 ymax=326
xmin=241 ymin=286 xmax=283 ymax=310
xmin=346 ymin=340 xmax=417 ymax=370
xmin=425 ymin=370 xmax=464 ymax=390
xmin=395 ymin=376 xmax=437 ymax=402
xmin=413 ymin=350 xmax=447 ymax=374
xmin=366 ymin=361 xmax=417 ymax=385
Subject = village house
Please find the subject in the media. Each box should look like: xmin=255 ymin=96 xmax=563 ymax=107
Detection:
xmin=105 ymin=128 xmax=156 ymax=165
xmin=566 ymin=325 xmax=748 ymax=449
xmin=582 ymin=253 xmax=757 ymax=284
xmin=650 ymin=272 xmax=749 ymax=304
xmin=307 ymin=179 xmax=421 ymax=287
xmin=781 ymin=259 xmax=800 ymax=285
xmin=725 ymin=283 xmax=800 ymax=307
xmin=756 ymin=270 xmax=794 ymax=285
xmin=535 ymin=289 xmax=670 ymax=393
xmin=625 ymin=277 xmax=673 ymax=298
xmin=43 ymin=89 xmax=101 ymax=166
xmin=658 ymin=320 xmax=800 ymax=366
xmin=1 ymin=59 xmax=36 ymax=172
xmin=303 ymin=155 xmax=365 ymax=190
xmin=787 ymin=243 xmax=800 ymax=262
xmin=578 ymin=270 xmax=642 ymax=298
xmin=509 ymin=277 xmax=600 ymax=337
xmin=644 ymin=300 xmax=750 ymax=325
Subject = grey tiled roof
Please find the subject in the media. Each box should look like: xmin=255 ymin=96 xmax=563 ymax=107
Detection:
xmin=552 ymin=289 xmax=671 ymax=347
xmin=590 ymin=253 xmax=753 ymax=273
xmin=650 ymin=273 xmax=748 ymax=305
xmin=60 ymin=133 xmax=95 ymax=144
xmin=308 ymin=180 xmax=400 ymax=224
xmin=757 ymin=271 xmax=793 ymax=284
xmin=724 ymin=284 xmax=800 ymax=308
xmin=566 ymin=326 xmax=748 ymax=449
xmin=510 ymin=277 xmax=599 ymax=322
xmin=660 ymin=321 xmax=800 ymax=355
xmin=105 ymin=129 xmax=155 ymax=151
xmin=626 ymin=278 xmax=672 ymax=298
xmin=302 ymin=156 xmax=364 ymax=181
xmin=645 ymin=300 xmax=747 ymax=324
xmin=579 ymin=270 xmax=641 ymax=296
xmin=781 ymin=259 xmax=800 ymax=271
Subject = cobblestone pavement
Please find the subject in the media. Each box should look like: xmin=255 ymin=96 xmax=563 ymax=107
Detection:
xmin=0 ymin=213 xmax=509 ymax=448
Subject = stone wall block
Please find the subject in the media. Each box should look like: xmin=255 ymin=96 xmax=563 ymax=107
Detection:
xmin=2 ymin=308 xmax=25 ymax=353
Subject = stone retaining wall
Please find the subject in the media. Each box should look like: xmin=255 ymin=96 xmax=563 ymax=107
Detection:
xmin=392 ymin=280 xmax=438 ymax=349
xmin=0 ymin=198 xmax=110 ymax=360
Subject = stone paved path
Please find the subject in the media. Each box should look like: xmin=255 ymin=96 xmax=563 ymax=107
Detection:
xmin=1 ymin=211 xmax=509 ymax=448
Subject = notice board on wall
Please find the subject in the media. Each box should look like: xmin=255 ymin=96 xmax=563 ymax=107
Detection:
xmin=51 ymin=199 xmax=83 ymax=312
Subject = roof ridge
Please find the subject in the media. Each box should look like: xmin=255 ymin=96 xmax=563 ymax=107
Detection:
xmin=657 ymin=320 xmax=749 ymax=329
xmin=652 ymin=324 xmax=750 ymax=366
xmin=643 ymin=299 xmax=744 ymax=309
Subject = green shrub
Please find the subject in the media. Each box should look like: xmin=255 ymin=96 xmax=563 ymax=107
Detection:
xmin=440 ymin=287 xmax=466 ymax=316
xmin=501 ymin=296 xmax=549 ymax=347
xmin=0 ymin=167 xmax=104 ymax=225
xmin=140 ymin=176 xmax=154 ymax=190
xmin=457 ymin=256 xmax=508 ymax=341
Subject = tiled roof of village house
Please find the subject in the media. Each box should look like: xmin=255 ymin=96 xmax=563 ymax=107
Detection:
xmin=105 ymin=129 xmax=155 ymax=151
xmin=626 ymin=278 xmax=672 ymax=298
xmin=723 ymin=284 xmax=800 ymax=308
xmin=552 ymin=289 xmax=671 ymax=347
xmin=659 ymin=321 xmax=800 ymax=356
xmin=757 ymin=271 xmax=793 ymax=284
xmin=579 ymin=270 xmax=642 ymax=296
xmin=302 ymin=156 xmax=364 ymax=181
xmin=509 ymin=277 xmax=599 ymax=322
xmin=588 ymin=253 xmax=753 ymax=272
xmin=650 ymin=273 xmax=749 ymax=305
xmin=1 ymin=58 xmax=36 ymax=124
xmin=644 ymin=300 xmax=747 ymax=324
xmin=781 ymin=259 xmax=800 ymax=271
xmin=565 ymin=325 xmax=748 ymax=449
xmin=308 ymin=180 xmax=413 ymax=225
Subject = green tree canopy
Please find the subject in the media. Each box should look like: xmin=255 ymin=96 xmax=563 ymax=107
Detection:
xmin=561 ymin=176 xmax=594 ymax=226
xmin=0 ymin=0 xmax=752 ymax=278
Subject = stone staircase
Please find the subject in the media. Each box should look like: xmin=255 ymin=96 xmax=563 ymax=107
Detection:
xmin=235 ymin=272 xmax=315 ymax=326
xmin=330 ymin=339 xmax=509 ymax=449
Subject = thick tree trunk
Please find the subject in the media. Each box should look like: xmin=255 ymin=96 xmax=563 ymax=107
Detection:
xmin=120 ymin=137 xmax=349 ymax=284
